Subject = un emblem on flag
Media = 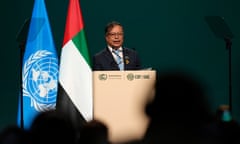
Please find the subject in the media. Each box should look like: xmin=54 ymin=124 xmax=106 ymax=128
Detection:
xmin=22 ymin=50 xmax=58 ymax=111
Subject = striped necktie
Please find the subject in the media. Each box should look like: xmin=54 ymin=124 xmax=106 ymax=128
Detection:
xmin=112 ymin=49 xmax=124 ymax=70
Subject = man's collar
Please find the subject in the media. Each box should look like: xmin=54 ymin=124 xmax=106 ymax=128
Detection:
xmin=107 ymin=46 xmax=123 ymax=52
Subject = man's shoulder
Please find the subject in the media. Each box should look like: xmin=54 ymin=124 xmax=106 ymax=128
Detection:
xmin=94 ymin=48 xmax=109 ymax=57
xmin=123 ymin=47 xmax=138 ymax=54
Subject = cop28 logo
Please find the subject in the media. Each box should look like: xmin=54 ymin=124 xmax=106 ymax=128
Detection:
xmin=22 ymin=50 xmax=58 ymax=112
xmin=99 ymin=74 xmax=107 ymax=80
xmin=127 ymin=73 xmax=134 ymax=81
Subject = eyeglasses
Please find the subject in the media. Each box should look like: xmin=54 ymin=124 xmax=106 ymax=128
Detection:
xmin=107 ymin=32 xmax=124 ymax=37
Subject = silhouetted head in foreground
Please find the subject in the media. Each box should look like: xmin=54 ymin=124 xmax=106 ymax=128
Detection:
xmin=144 ymin=70 xmax=213 ymax=143
xmin=207 ymin=105 xmax=240 ymax=144
xmin=78 ymin=119 xmax=109 ymax=144
xmin=0 ymin=125 xmax=30 ymax=144
xmin=29 ymin=110 xmax=76 ymax=144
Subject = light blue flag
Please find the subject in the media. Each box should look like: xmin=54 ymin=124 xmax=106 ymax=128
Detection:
xmin=18 ymin=0 xmax=59 ymax=129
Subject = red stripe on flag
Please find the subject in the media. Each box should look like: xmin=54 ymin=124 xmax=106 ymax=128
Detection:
xmin=63 ymin=0 xmax=84 ymax=45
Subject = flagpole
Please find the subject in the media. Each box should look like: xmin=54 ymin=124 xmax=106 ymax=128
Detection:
xmin=225 ymin=38 xmax=232 ymax=111
xmin=20 ymin=42 xmax=24 ymax=129
xmin=16 ymin=18 xmax=30 ymax=129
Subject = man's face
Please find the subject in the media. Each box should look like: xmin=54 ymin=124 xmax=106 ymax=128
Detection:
xmin=105 ymin=25 xmax=124 ymax=49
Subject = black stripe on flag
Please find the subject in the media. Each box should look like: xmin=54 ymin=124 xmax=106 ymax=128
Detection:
xmin=56 ymin=83 xmax=87 ymax=129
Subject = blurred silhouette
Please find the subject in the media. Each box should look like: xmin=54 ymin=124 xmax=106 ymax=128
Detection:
xmin=29 ymin=110 xmax=77 ymax=144
xmin=0 ymin=125 xmax=30 ymax=144
xmin=142 ymin=70 xmax=214 ymax=144
xmin=204 ymin=105 xmax=240 ymax=144
xmin=78 ymin=119 xmax=110 ymax=144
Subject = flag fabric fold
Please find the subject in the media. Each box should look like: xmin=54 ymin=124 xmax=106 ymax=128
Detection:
xmin=18 ymin=0 xmax=59 ymax=129
xmin=56 ymin=0 xmax=93 ymax=128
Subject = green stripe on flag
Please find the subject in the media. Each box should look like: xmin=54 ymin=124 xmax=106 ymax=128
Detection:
xmin=72 ymin=29 xmax=91 ymax=67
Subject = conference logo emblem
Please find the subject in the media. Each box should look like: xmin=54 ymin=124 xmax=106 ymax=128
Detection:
xmin=22 ymin=50 xmax=58 ymax=112
xmin=99 ymin=74 xmax=107 ymax=80
xmin=127 ymin=73 xmax=134 ymax=81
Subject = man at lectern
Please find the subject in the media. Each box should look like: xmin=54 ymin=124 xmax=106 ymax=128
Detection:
xmin=93 ymin=21 xmax=141 ymax=71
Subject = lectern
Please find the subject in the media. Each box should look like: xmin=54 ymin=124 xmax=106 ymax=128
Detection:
xmin=93 ymin=70 xmax=156 ymax=143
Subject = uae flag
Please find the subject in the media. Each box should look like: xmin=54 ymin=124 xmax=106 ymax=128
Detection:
xmin=56 ymin=0 xmax=93 ymax=128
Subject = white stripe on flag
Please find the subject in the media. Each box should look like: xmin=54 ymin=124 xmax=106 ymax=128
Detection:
xmin=59 ymin=40 xmax=93 ymax=121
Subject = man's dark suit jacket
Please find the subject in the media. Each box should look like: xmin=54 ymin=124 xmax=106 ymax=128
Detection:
xmin=93 ymin=47 xmax=141 ymax=71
